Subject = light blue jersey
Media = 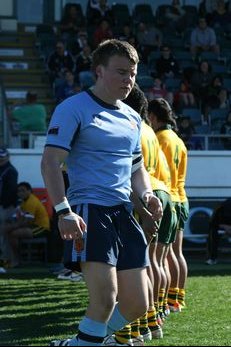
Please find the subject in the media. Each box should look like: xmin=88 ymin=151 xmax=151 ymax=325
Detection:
xmin=45 ymin=90 xmax=142 ymax=207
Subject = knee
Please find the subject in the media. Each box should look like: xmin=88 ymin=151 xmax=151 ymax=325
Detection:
xmin=95 ymin=289 xmax=117 ymax=317
xmin=125 ymin=296 xmax=149 ymax=322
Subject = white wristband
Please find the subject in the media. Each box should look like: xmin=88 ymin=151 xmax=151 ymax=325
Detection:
xmin=54 ymin=199 xmax=71 ymax=213
xmin=62 ymin=215 xmax=76 ymax=221
xmin=141 ymin=189 xmax=153 ymax=201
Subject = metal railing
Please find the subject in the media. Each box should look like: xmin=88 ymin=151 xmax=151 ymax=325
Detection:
xmin=191 ymin=134 xmax=231 ymax=150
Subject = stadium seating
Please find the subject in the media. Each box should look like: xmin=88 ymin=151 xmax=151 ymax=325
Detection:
xmin=132 ymin=3 xmax=155 ymax=27
xmin=182 ymin=108 xmax=202 ymax=126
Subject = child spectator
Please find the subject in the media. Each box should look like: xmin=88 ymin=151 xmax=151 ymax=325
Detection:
xmin=147 ymin=77 xmax=173 ymax=106
xmin=55 ymin=70 xmax=81 ymax=104
xmin=174 ymin=80 xmax=196 ymax=111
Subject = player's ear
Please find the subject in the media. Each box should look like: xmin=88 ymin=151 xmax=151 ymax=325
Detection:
xmin=95 ymin=65 xmax=103 ymax=78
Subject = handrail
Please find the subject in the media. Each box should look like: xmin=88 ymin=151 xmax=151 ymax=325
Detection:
xmin=191 ymin=134 xmax=231 ymax=150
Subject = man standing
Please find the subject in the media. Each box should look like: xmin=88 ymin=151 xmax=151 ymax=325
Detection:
xmin=0 ymin=148 xmax=18 ymax=273
xmin=41 ymin=39 xmax=162 ymax=346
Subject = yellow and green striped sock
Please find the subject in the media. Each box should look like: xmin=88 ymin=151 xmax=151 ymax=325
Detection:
xmin=115 ymin=324 xmax=132 ymax=344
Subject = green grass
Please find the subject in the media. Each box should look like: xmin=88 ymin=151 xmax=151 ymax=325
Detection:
xmin=0 ymin=259 xmax=231 ymax=346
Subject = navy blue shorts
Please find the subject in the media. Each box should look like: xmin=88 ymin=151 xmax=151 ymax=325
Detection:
xmin=63 ymin=203 xmax=150 ymax=272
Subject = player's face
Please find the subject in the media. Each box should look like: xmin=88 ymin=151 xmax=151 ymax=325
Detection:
xmin=98 ymin=55 xmax=137 ymax=102
xmin=148 ymin=112 xmax=158 ymax=131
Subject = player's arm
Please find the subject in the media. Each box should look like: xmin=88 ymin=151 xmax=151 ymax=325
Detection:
xmin=131 ymin=157 xmax=163 ymax=221
xmin=41 ymin=146 xmax=86 ymax=246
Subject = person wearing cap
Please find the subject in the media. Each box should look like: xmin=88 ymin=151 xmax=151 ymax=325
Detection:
xmin=0 ymin=148 xmax=18 ymax=272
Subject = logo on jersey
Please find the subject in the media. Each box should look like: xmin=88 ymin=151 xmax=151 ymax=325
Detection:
xmin=130 ymin=119 xmax=137 ymax=129
xmin=92 ymin=113 xmax=102 ymax=126
xmin=48 ymin=126 xmax=59 ymax=135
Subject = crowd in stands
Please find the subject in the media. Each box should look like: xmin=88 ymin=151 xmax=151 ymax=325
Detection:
xmin=10 ymin=0 xmax=231 ymax=150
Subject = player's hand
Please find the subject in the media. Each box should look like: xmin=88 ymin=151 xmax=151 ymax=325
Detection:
xmin=143 ymin=193 xmax=163 ymax=221
xmin=58 ymin=212 xmax=87 ymax=251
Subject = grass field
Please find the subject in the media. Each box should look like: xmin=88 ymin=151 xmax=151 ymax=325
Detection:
xmin=0 ymin=257 xmax=231 ymax=346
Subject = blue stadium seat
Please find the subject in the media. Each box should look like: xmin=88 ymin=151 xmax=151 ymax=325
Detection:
xmin=182 ymin=108 xmax=202 ymax=125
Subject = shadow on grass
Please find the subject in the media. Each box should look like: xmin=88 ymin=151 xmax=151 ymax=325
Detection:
xmin=186 ymin=257 xmax=231 ymax=276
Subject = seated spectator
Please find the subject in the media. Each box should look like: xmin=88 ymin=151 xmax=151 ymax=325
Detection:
xmin=147 ymin=76 xmax=174 ymax=106
xmin=198 ymin=0 xmax=218 ymax=22
xmin=55 ymin=70 xmax=81 ymax=104
xmin=204 ymin=75 xmax=229 ymax=117
xmin=92 ymin=18 xmax=113 ymax=48
xmin=190 ymin=17 xmax=220 ymax=60
xmin=11 ymin=91 xmax=47 ymax=133
xmin=220 ymin=110 xmax=231 ymax=149
xmin=136 ymin=22 xmax=163 ymax=62
xmin=190 ymin=60 xmax=214 ymax=110
xmin=155 ymin=45 xmax=180 ymax=80
xmin=75 ymin=44 xmax=93 ymax=81
xmin=116 ymin=23 xmax=134 ymax=42
xmin=165 ymin=0 xmax=187 ymax=34
xmin=67 ymin=27 xmax=89 ymax=57
xmin=4 ymin=182 xmax=50 ymax=267
xmin=205 ymin=198 xmax=231 ymax=265
xmin=59 ymin=3 xmax=85 ymax=43
xmin=47 ymin=40 xmax=75 ymax=84
xmin=177 ymin=116 xmax=202 ymax=149
xmin=174 ymin=80 xmax=196 ymax=112
xmin=210 ymin=0 xmax=231 ymax=35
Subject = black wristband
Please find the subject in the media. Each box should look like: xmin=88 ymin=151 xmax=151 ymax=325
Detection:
xmin=56 ymin=208 xmax=71 ymax=217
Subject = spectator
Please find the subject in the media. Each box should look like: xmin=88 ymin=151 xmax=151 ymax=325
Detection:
xmin=67 ymin=28 xmax=89 ymax=58
xmin=220 ymin=110 xmax=231 ymax=149
xmin=136 ymin=22 xmax=163 ymax=62
xmin=165 ymin=0 xmax=187 ymax=34
xmin=55 ymin=70 xmax=81 ymax=104
xmin=177 ymin=116 xmax=202 ymax=150
xmin=75 ymin=44 xmax=94 ymax=83
xmin=190 ymin=17 xmax=220 ymax=60
xmin=204 ymin=75 xmax=229 ymax=117
xmin=93 ymin=18 xmax=113 ymax=48
xmin=0 ymin=148 xmax=18 ymax=273
xmin=147 ymin=76 xmax=174 ymax=106
xmin=210 ymin=0 xmax=231 ymax=35
xmin=4 ymin=182 xmax=50 ymax=268
xmin=205 ymin=198 xmax=231 ymax=265
xmin=11 ymin=91 xmax=47 ymax=137
xmin=86 ymin=0 xmax=113 ymax=27
xmin=174 ymin=80 xmax=196 ymax=111
xmin=47 ymin=40 xmax=75 ymax=84
xmin=190 ymin=60 xmax=214 ymax=111
xmin=116 ymin=23 xmax=134 ymax=42
xmin=199 ymin=0 xmax=218 ymax=19
xmin=59 ymin=3 xmax=85 ymax=43
xmin=155 ymin=45 xmax=180 ymax=80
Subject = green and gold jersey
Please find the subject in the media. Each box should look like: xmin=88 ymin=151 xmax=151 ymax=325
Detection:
xmin=156 ymin=125 xmax=184 ymax=202
xmin=178 ymin=137 xmax=188 ymax=203
xmin=141 ymin=121 xmax=170 ymax=193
